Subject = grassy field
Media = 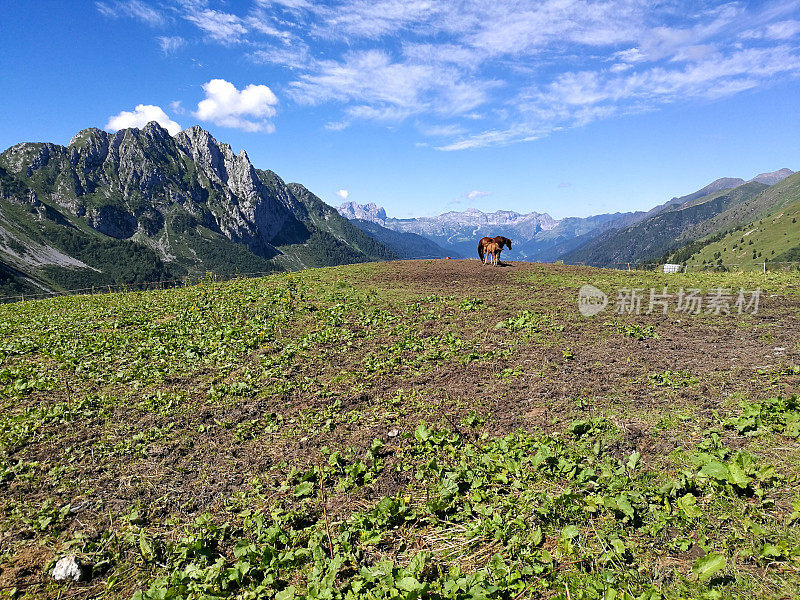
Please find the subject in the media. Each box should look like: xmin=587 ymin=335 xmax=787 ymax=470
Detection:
xmin=0 ymin=260 xmax=799 ymax=600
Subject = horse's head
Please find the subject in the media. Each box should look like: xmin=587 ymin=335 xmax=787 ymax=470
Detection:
xmin=498 ymin=236 xmax=512 ymax=249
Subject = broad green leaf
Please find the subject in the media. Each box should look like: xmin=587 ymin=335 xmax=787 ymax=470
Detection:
xmin=562 ymin=525 xmax=580 ymax=539
xmin=626 ymin=451 xmax=641 ymax=471
xmin=692 ymin=552 xmax=726 ymax=581
xmin=699 ymin=460 xmax=729 ymax=482
xmin=726 ymin=461 xmax=749 ymax=487
xmin=396 ymin=576 xmax=423 ymax=592
xmin=760 ymin=544 xmax=782 ymax=558
xmin=616 ymin=495 xmax=635 ymax=519
xmin=292 ymin=481 xmax=314 ymax=497
xmin=531 ymin=527 xmax=543 ymax=547
xmin=677 ymin=493 xmax=703 ymax=518
xmin=275 ymin=586 xmax=296 ymax=600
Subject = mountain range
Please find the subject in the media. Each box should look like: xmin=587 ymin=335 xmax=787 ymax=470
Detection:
xmin=339 ymin=168 xmax=796 ymax=266
xmin=0 ymin=121 xmax=795 ymax=300
xmin=0 ymin=122 xmax=399 ymax=298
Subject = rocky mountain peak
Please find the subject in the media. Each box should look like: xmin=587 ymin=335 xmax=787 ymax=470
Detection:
xmin=68 ymin=127 xmax=108 ymax=148
xmin=141 ymin=120 xmax=172 ymax=141
xmin=338 ymin=201 xmax=387 ymax=224
xmin=700 ymin=177 xmax=746 ymax=195
xmin=749 ymin=168 xmax=794 ymax=186
xmin=175 ymin=125 xmax=230 ymax=186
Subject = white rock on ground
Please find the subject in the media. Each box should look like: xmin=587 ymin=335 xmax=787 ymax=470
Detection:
xmin=52 ymin=554 xmax=88 ymax=582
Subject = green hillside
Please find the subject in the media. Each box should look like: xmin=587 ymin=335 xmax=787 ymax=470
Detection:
xmin=349 ymin=218 xmax=457 ymax=259
xmin=677 ymin=205 xmax=800 ymax=268
xmin=666 ymin=172 xmax=800 ymax=269
xmin=562 ymin=182 xmax=768 ymax=265
xmin=674 ymin=171 xmax=800 ymax=247
xmin=2 ymin=260 xmax=799 ymax=599
xmin=0 ymin=124 xmax=397 ymax=297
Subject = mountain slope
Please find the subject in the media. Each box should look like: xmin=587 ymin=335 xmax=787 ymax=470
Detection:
xmin=337 ymin=203 xmax=647 ymax=261
xmin=561 ymin=181 xmax=771 ymax=265
xmin=665 ymin=171 xmax=800 ymax=267
xmin=0 ymin=122 xmax=396 ymax=295
xmin=349 ymin=219 xmax=459 ymax=259
xmin=673 ymin=169 xmax=800 ymax=245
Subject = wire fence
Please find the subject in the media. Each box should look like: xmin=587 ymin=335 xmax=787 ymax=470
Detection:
xmin=2 ymin=260 xmax=799 ymax=305
xmin=571 ymin=261 xmax=800 ymax=272
xmin=0 ymin=270 xmax=280 ymax=304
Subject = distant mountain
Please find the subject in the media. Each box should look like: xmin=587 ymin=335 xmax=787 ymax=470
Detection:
xmin=645 ymin=177 xmax=746 ymax=217
xmin=561 ymin=181 xmax=773 ymax=266
xmin=560 ymin=170 xmax=794 ymax=266
xmin=338 ymin=202 xmax=387 ymax=224
xmin=749 ymin=168 xmax=794 ymax=186
xmin=0 ymin=122 xmax=397 ymax=296
xmin=516 ymin=211 xmax=647 ymax=261
xmin=336 ymin=169 xmax=794 ymax=266
xmin=337 ymin=203 xmax=653 ymax=261
xmin=338 ymin=205 xmax=564 ymax=259
xmin=350 ymin=219 xmax=459 ymax=259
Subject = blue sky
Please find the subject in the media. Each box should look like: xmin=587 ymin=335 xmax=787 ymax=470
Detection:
xmin=2 ymin=0 xmax=800 ymax=219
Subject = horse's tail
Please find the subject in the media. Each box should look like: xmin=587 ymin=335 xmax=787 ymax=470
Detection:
xmin=477 ymin=241 xmax=485 ymax=261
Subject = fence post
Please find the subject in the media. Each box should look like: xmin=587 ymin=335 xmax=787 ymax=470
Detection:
xmin=763 ymin=262 xmax=766 ymax=274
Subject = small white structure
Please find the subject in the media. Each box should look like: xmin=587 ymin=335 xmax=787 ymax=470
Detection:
xmin=663 ymin=263 xmax=682 ymax=274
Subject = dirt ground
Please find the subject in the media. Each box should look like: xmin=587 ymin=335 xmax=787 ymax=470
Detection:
xmin=1 ymin=259 xmax=799 ymax=595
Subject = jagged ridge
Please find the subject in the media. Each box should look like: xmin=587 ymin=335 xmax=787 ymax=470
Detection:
xmin=0 ymin=122 xmax=396 ymax=296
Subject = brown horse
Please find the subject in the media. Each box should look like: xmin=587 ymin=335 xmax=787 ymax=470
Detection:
xmin=478 ymin=236 xmax=512 ymax=263
xmin=484 ymin=241 xmax=501 ymax=266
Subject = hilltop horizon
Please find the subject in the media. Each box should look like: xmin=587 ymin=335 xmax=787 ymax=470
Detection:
xmin=338 ymin=167 xmax=797 ymax=224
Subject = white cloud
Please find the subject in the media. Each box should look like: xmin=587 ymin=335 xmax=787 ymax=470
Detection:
xmin=157 ymin=36 xmax=185 ymax=54
xmin=249 ymin=45 xmax=311 ymax=70
xmin=194 ymin=79 xmax=279 ymax=133
xmin=290 ymin=50 xmax=436 ymax=108
xmin=315 ymin=0 xmax=438 ymax=39
xmin=289 ymin=49 xmax=495 ymax=123
xmin=256 ymin=0 xmax=312 ymax=8
xmin=169 ymin=100 xmax=184 ymax=114
xmin=184 ymin=9 xmax=248 ymax=44
xmin=324 ymin=120 xmax=350 ymax=131
xmin=335 ymin=189 xmax=349 ymax=200
xmin=444 ymin=43 xmax=800 ymax=150
xmin=95 ymin=0 xmax=164 ymax=26
xmin=744 ymin=19 xmax=800 ymax=40
xmin=467 ymin=190 xmax=491 ymax=200
xmin=419 ymin=123 xmax=467 ymax=137
xmin=144 ymin=0 xmax=800 ymax=150
xmin=246 ymin=11 xmax=296 ymax=43
xmin=106 ymin=104 xmax=182 ymax=135
xmin=610 ymin=63 xmax=634 ymax=73
xmin=767 ymin=19 xmax=800 ymax=39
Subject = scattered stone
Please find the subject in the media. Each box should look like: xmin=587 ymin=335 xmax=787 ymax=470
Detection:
xmin=52 ymin=554 xmax=89 ymax=582
xmin=388 ymin=429 xmax=399 ymax=438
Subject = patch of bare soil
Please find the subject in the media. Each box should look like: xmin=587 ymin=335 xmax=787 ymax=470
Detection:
xmin=2 ymin=260 xmax=799 ymax=596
